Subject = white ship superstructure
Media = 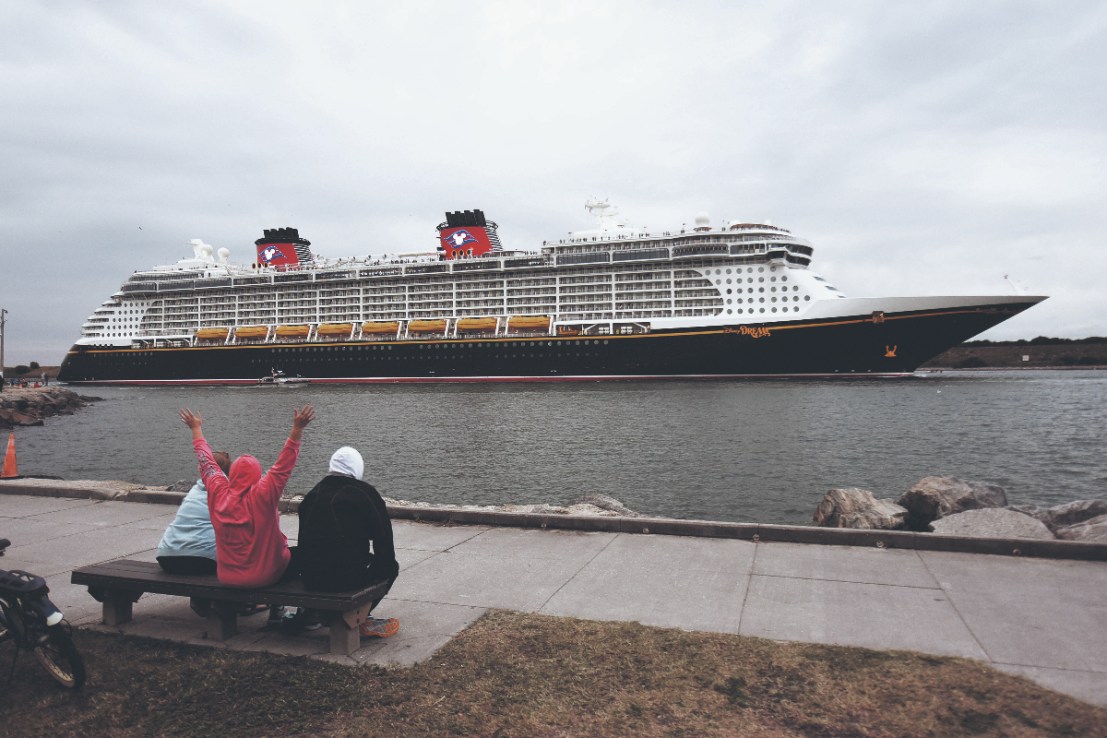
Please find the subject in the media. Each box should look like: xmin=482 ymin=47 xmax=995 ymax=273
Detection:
xmin=75 ymin=208 xmax=844 ymax=349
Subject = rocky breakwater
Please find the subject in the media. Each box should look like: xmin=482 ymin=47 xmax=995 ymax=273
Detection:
xmin=0 ymin=387 xmax=96 ymax=428
xmin=813 ymin=476 xmax=1107 ymax=543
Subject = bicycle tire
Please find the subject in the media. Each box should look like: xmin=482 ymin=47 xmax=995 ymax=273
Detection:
xmin=33 ymin=625 xmax=86 ymax=689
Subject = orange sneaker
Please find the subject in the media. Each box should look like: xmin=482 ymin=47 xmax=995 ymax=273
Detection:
xmin=359 ymin=617 xmax=400 ymax=638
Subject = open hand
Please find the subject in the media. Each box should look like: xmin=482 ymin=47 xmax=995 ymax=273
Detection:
xmin=179 ymin=408 xmax=203 ymax=430
xmin=292 ymin=405 xmax=315 ymax=430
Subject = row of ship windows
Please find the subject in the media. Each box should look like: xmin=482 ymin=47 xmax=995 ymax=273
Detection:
xmin=150 ymin=284 xmax=721 ymax=308
xmin=726 ymin=286 xmax=801 ymax=294
xmin=728 ymin=306 xmax=800 ymax=314
xmin=263 ymin=340 xmax=615 ymax=352
xmin=127 ymin=306 xmax=716 ymax=332
xmin=132 ymin=261 xmax=754 ymax=289
xmin=728 ymin=296 xmax=809 ymax=304
xmin=715 ymin=276 xmax=790 ymax=286
xmin=160 ymin=294 xmax=727 ymax=314
xmin=710 ymin=266 xmax=780 ymax=275
xmin=149 ymin=299 xmax=726 ymax=318
xmin=147 ymin=270 xmax=714 ymax=297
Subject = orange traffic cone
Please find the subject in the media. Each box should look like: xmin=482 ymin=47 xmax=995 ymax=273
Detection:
xmin=1 ymin=432 xmax=17 ymax=479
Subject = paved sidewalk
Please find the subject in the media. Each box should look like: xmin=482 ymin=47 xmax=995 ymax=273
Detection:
xmin=1 ymin=493 xmax=1104 ymax=707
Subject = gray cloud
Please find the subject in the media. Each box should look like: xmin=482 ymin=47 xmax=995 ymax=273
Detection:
xmin=2 ymin=0 xmax=1104 ymax=365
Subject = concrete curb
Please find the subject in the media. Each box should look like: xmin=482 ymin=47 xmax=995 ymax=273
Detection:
xmin=3 ymin=482 xmax=1105 ymax=562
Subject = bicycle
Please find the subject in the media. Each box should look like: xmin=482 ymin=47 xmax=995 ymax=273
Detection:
xmin=0 ymin=537 xmax=86 ymax=689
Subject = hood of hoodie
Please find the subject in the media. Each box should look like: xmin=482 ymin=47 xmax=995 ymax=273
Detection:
xmin=229 ymin=455 xmax=263 ymax=491
xmin=211 ymin=454 xmax=264 ymax=526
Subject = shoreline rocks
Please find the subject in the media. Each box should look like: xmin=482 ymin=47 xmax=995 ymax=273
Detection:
xmin=3 ymin=477 xmax=643 ymax=519
xmin=930 ymin=508 xmax=1053 ymax=539
xmin=813 ymin=476 xmax=1107 ymax=542
xmin=898 ymin=476 xmax=1008 ymax=531
xmin=0 ymin=387 xmax=97 ymax=429
xmin=811 ymin=488 xmax=907 ymax=530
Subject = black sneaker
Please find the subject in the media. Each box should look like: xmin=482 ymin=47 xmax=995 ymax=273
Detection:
xmin=281 ymin=607 xmax=323 ymax=634
xmin=263 ymin=605 xmax=286 ymax=629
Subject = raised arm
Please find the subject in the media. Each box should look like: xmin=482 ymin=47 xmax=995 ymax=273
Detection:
xmin=259 ymin=405 xmax=315 ymax=503
xmin=180 ymin=408 xmax=224 ymax=486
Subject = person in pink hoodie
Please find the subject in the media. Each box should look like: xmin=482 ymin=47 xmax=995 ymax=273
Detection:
xmin=179 ymin=405 xmax=314 ymax=587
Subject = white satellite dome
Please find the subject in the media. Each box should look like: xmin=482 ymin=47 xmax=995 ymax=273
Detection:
xmin=693 ymin=211 xmax=711 ymax=231
xmin=217 ymin=247 xmax=230 ymax=263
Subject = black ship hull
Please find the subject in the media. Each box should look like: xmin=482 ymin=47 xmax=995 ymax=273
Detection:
xmin=58 ymin=300 xmax=1039 ymax=384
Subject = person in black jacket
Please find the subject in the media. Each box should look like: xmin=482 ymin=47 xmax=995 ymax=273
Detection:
xmin=286 ymin=446 xmax=400 ymax=638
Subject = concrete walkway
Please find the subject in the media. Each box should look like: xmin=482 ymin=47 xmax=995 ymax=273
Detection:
xmin=2 ymin=492 xmax=1105 ymax=707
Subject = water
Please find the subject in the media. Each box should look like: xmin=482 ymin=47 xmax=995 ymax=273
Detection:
xmin=9 ymin=371 xmax=1106 ymax=525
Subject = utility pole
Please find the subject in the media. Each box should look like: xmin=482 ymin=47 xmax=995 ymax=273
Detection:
xmin=0 ymin=308 xmax=6 ymax=391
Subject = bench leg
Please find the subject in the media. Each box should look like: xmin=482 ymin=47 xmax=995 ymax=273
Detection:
xmin=91 ymin=587 xmax=141 ymax=627
xmin=329 ymin=618 xmax=360 ymax=655
xmin=190 ymin=597 xmax=211 ymax=618
xmin=206 ymin=602 xmax=239 ymax=641
xmin=102 ymin=597 xmax=134 ymax=626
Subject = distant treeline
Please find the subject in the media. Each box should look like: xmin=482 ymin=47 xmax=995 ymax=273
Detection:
xmin=963 ymin=336 xmax=1106 ymax=347
xmin=925 ymin=335 xmax=1107 ymax=369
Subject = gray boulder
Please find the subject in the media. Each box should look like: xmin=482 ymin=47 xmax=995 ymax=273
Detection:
xmin=812 ymin=488 xmax=907 ymax=530
xmin=164 ymin=480 xmax=193 ymax=493
xmin=1043 ymin=499 xmax=1107 ymax=528
xmin=571 ymin=494 xmax=640 ymax=517
xmin=1054 ymin=513 xmax=1107 ymax=543
xmin=898 ymin=476 xmax=1008 ymax=531
xmin=1014 ymin=499 xmax=1107 ymax=533
xmin=929 ymin=508 xmax=1054 ymax=540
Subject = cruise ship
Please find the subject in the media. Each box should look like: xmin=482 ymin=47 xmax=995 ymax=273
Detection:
xmin=57 ymin=201 xmax=1045 ymax=384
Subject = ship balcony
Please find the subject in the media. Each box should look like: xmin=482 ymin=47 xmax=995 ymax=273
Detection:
xmin=615 ymin=289 xmax=670 ymax=298
xmin=560 ymin=279 xmax=612 ymax=287
xmin=560 ymin=287 xmax=614 ymax=296
xmin=507 ymin=291 xmax=556 ymax=300
xmin=614 ymin=278 xmax=672 ymax=287
xmin=615 ymin=298 xmax=671 ymax=307
xmin=407 ymin=297 xmax=452 ymax=305
xmin=407 ymin=298 xmax=453 ymax=306
xmin=456 ymin=280 xmax=505 ymax=289
xmin=562 ymin=296 xmax=615 ymax=305
xmin=457 ymin=295 xmax=505 ymax=303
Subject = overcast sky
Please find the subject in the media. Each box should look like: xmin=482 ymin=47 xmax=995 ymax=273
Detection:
xmin=2 ymin=1 xmax=1104 ymax=366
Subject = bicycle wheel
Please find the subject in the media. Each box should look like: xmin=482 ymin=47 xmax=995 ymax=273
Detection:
xmin=33 ymin=625 xmax=86 ymax=689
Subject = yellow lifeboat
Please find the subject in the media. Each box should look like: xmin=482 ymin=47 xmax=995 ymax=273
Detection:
xmin=408 ymin=319 xmax=447 ymax=334
xmin=196 ymin=327 xmax=229 ymax=340
xmin=556 ymin=325 xmax=581 ymax=336
xmin=508 ymin=315 xmax=550 ymax=331
xmin=317 ymin=323 xmax=354 ymax=336
xmin=456 ymin=317 xmax=498 ymax=332
xmin=235 ymin=325 xmax=269 ymax=339
xmin=275 ymin=325 xmax=310 ymax=338
xmin=362 ymin=321 xmax=400 ymax=335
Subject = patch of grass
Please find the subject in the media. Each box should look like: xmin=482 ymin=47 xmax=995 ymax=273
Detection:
xmin=0 ymin=611 xmax=1104 ymax=737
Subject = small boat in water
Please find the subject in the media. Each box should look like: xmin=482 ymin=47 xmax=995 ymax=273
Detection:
xmin=257 ymin=369 xmax=309 ymax=386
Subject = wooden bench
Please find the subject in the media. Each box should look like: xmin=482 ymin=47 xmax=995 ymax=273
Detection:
xmin=71 ymin=559 xmax=391 ymax=655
